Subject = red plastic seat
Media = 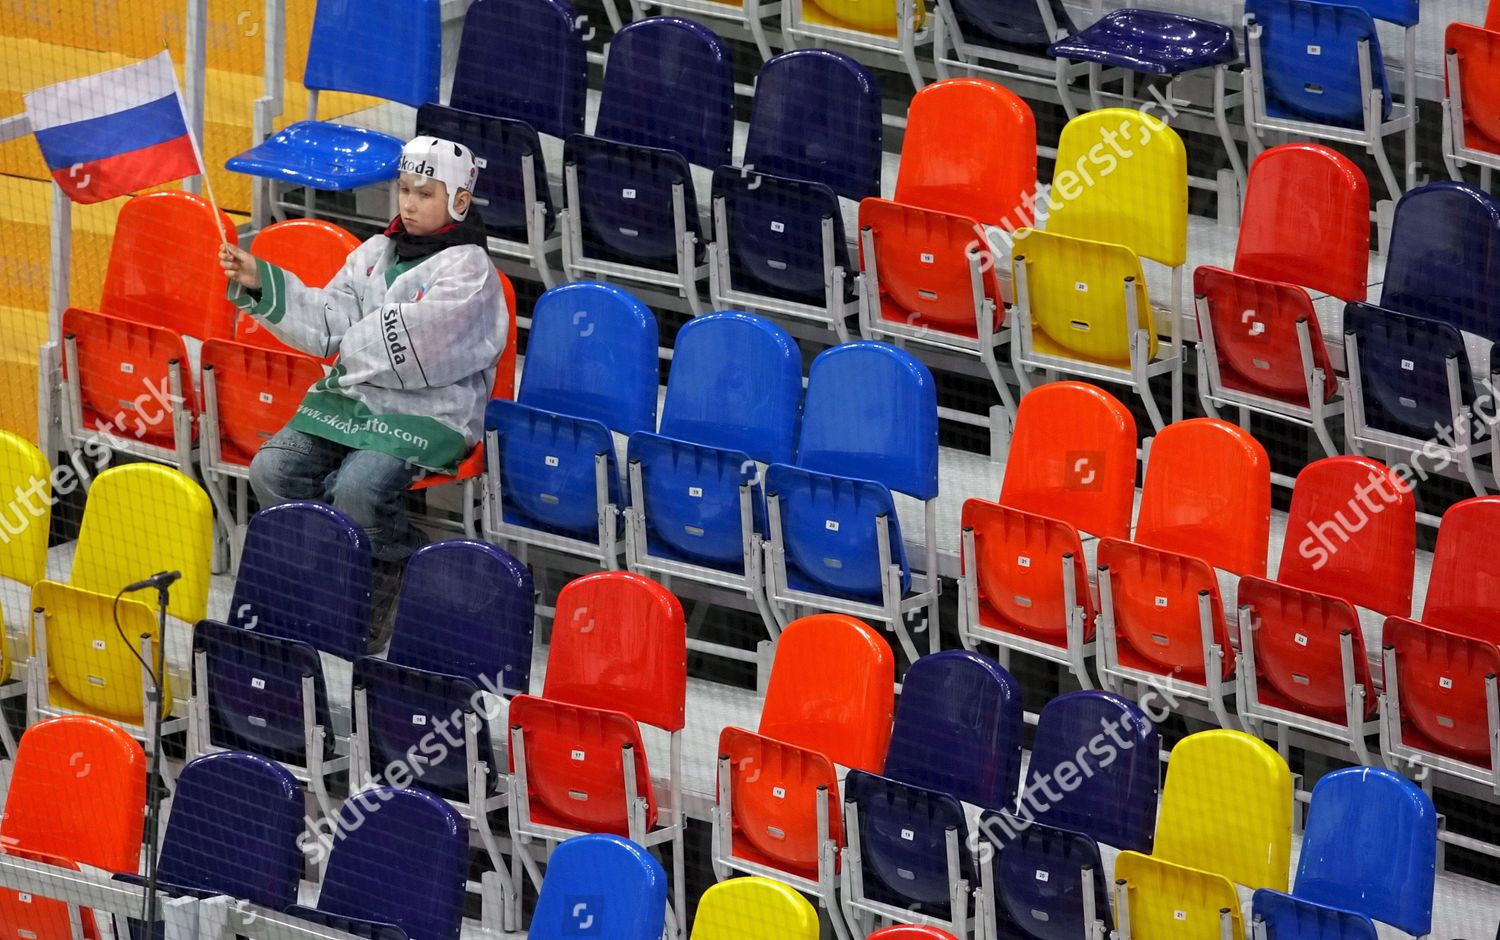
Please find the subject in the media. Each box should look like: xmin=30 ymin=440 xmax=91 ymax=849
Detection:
xmin=99 ymin=190 xmax=239 ymax=340
xmin=0 ymin=716 xmax=146 ymax=939
xmin=200 ymin=339 xmax=325 ymax=468
xmin=858 ymin=199 xmax=1002 ymax=336
xmin=234 ymin=218 xmax=362 ymax=357
xmin=1424 ymin=496 xmax=1500 ymax=643
xmin=1194 ymin=267 xmax=1338 ymax=406
xmin=1384 ymin=616 xmax=1500 ymax=764
xmin=962 ymin=500 xmax=1094 ymax=647
xmin=999 ymin=382 xmax=1137 ymax=539
xmin=1276 ymin=456 xmax=1415 ymax=618
xmin=1098 ymin=538 xmax=1234 ymax=683
xmin=1447 ymin=23 xmax=1500 ymax=159
xmin=867 ymin=926 xmax=961 ymax=939
xmin=1239 ymin=576 xmax=1374 ymax=722
xmin=510 ymin=571 xmax=685 ymax=835
xmin=1135 ymin=418 xmax=1270 ymax=577
xmin=61 ymin=307 xmax=196 ymax=450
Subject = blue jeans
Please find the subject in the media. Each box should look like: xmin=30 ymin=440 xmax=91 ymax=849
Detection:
xmin=249 ymin=427 xmax=426 ymax=562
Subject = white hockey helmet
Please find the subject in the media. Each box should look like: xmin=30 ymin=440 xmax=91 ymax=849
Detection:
xmin=398 ymin=136 xmax=480 ymax=221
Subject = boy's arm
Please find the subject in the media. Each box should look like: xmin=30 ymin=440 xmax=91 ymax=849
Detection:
xmin=227 ymin=242 xmax=373 ymax=357
xmin=334 ymin=249 xmax=506 ymax=390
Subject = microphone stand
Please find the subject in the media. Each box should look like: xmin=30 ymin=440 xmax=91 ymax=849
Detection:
xmin=124 ymin=573 xmax=175 ymax=934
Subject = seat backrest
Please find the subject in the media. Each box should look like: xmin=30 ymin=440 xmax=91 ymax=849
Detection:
xmin=544 ymin=572 xmax=686 ymax=732
xmin=718 ymin=726 xmax=845 ymax=880
xmin=758 ymin=613 xmax=894 ymax=772
xmin=1048 ymin=110 xmax=1187 ymax=268
xmin=983 ymin=815 xmax=1113 ymax=940
xmin=1384 ymin=615 xmax=1500 ymax=762
xmin=795 ymin=341 xmax=938 ymax=501
xmin=864 ymin=926 xmax=960 ymax=939
xmin=387 ymin=539 xmax=533 ymax=693
xmin=314 ymin=787 xmax=467 ymax=940
xmin=1136 ymin=417 xmax=1270 ymax=576
xmin=33 ymin=581 xmax=169 ymax=722
xmin=0 ymin=715 xmax=145 ymax=869
xmin=881 ymin=651 xmax=1022 ymax=809
xmin=1000 ymin=381 xmax=1137 ymax=538
xmin=63 ymin=307 xmax=195 ymax=448
xmin=1193 ymin=267 xmax=1337 ymax=405
xmin=532 ymin=835 xmax=668 ymax=940
xmin=71 ymin=463 xmax=213 ymax=624
xmin=448 ymin=0 xmax=587 ymax=140
xmin=658 ymin=312 xmax=802 ymax=465
xmin=1113 ymin=852 xmax=1245 ymax=938
xmin=1251 ymin=890 xmax=1380 ymax=940
xmin=1294 ymin=766 xmax=1437 ymax=935
xmin=691 ymin=876 xmax=820 ymax=940
xmin=1277 ymin=456 xmax=1415 ymax=617
xmin=1023 ymin=691 xmax=1159 ymax=853
xmin=1383 ymin=182 xmax=1500 ymax=338
xmin=157 ymin=752 xmax=304 ymax=908
xmin=1234 ymin=144 xmax=1369 ymax=301
xmin=238 ymin=219 xmax=361 ymax=354
xmin=945 ymin=0 xmax=1075 ymax=48
xmin=1239 ymin=577 xmax=1374 ymax=723
xmin=1154 ymin=730 xmax=1293 ymax=891
xmin=201 ymin=340 xmax=326 ymax=466
xmin=963 ymin=501 xmax=1095 ymax=645
xmin=417 ymin=104 xmax=555 ymax=244
xmin=304 ymin=0 xmax=440 ymax=107
xmin=843 ymin=771 xmax=976 ymax=911
xmin=0 ymin=431 xmax=50 ymax=591
xmin=193 ymin=618 xmax=333 ymax=766
xmin=1011 ymin=229 xmax=1156 ymax=364
xmin=354 ymin=658 xmax=491 ymax=802
xmin=1344 ymin=301 xmax=1478 ymax=439
xmin=712 ymin=167 xmax=852 ymax=304
xmin=100 ymin=191 xmax=238 ymax=339
xmin=893 ymin=78 xmax=1037 ymax=229
xmin=1098 ymin=539 xmax=1234 ymax=683
xmin=1448 ymin=22 xmax=1500 ymax=158
xmin=1246 ymin=0 xmax=1393 ymax=127
xmin=744 ymin=50 xmax=882 ymax=201
xmin=763 ymin=464 xmax=912 ymax=599
xmin=230 ymin=501 xmax=372 ymax=660
xmin=857 ymin=198 xmax=1006 ymax=334
xmin=593 ymin=17 xmax=734 ymax=169
xmin=517 ymin=282 xmax=659 ymax=434
xmin=1425 ymin=495 xmax=1500 ymax=643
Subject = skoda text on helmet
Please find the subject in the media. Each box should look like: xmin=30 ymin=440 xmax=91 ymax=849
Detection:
xmin=398 ymin=136 xmax=480 ymax=221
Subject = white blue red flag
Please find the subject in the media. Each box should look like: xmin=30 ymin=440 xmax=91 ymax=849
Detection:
xmin=24 ymin=52 xmax=203 ymax=205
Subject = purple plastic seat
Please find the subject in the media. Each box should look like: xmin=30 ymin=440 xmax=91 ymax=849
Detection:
xmin=1048 ymin=9 xmax=1236 ymax=75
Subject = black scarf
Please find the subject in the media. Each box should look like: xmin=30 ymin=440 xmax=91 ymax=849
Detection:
xmin=385 ymin=206 xmax=489 ymax=260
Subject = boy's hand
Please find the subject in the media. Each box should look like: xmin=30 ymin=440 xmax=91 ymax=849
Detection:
xmin=219 ymin=243 xmax=261 ymax=290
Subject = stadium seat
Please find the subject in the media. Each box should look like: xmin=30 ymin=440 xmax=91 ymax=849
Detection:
xmin=977 ymin=815 xmax=1114 ymax=940
xmin=418 ymin=0 xmax=587 ymax=285
xmin=1425 ymin=496 xmax=1500 ymax=641
xmin=1250 ymin=891 xmax=1380 ymax=940
xmin=958 ymin=382 xmax=1136 ymax=684
xmin=1444 ymin=23 xmax=1500 ymax=182
xmin=1380 ymin=615 xmax=1500 ymax=791
xmin=530 ymin=834 xmax=669 ymax=940
xmin=0 ymin=716 xmax=145 ymax=940
xmin=858 ymin=79 xmax=1036 ymax=413
xmin=692 ymin=877 xmax=820 ymax=939
xmin=483 ymin=282 xmax=658 ymax=570
xmin=287 ymin=787 xmax=468 ymax=940
xmin=624 ymin=312 xmax=803 ymax=649
xmin=0 ymin=431 xmax=49 ymax=755
xmin=234 ymin=218 xmax=361 ymax=356
xmin=349 ymin=539 xmax=533 ymax=932
xmin=1244 ymin=0 xmax=1419 ymax=199
xmin=1112 ymin=851 xmax=1244 ymax=939
xmin=713 ymin=613 xmax=895 ymax=939
xmin=509 ymin=572 xmax=688 ymax=928
xmin=763 ymin=342 xmax=941 ymax=662
xmin=560 ymin=18 xmax=733 ymax=313
xmin=1343 ymin=302 xmax=1491 ymax=498
xmin=781 ymin=0 xmax=931 ymax=92
xmin=709 ymin=50 xmax=882 ymax=340
xmin=1382 ymin=182 xmax=1500 ymax=339
xmin=867 ymin=928 xmax=959 ymax=940
xmin=225 ymin=0 xmax=442 ymax=228
xmin=1194 ymin=145 xmax=1368 ymax=457
xmin=931 ymin=0 xmax=1083 ymax=95
xmin=1010 ymin=110 xmax=1187 ymax=430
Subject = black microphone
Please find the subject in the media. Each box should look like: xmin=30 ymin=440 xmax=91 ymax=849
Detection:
xmin=121 ymin=571 xmax=182 ymax=593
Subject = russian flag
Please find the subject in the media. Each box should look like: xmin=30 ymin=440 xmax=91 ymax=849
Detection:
xmin=24 ymin=52 xmax=203 ymax=205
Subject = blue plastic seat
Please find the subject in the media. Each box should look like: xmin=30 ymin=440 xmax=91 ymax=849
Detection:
xmin=288 ymin=787 xmax=468 ymax=940
xmin=1382 ymin=182 xmax=1500 ymax=339
xmin=225 ymin=0 xmax=441 ymax=191
xmin=447 ymin=0 xmax=586 ymax=140
xmin=881 ymin=650 xmax=1024 ymax=810
xmin=944 ymin=0 xmax=1076 ymax=52
xmin=1252 ymin=890 xmax=1380 ymax=940
xmin=711 ymin=168 xmax=854 ymax=306
xmin=983 ymin=815 xmax=1115 ymax=940
xmin=1047 ymin=8 xmax=1237 ymax=75
xmin=417 ymin=105 xmax=556 ymax=241
xmin=1344 ymin=302 xmax=1480 ymax=440
xmin=627 ymin=313 xmax=802 ymax=571
xmin=843 ymin=770 xmax=978 ymax=920
xmin=1021 ymin=691 xmax=1159 ymax=853
xmin=230 ymin=501 xmax=372 ymax=660
xmin=192 ymin=619 xmax=334 ymax=765
xmin=352 ymin=659 xmax=496 ymax=801
xmin=569 ymin=137 xmax=705 ymax=269
xmin=529 ymin=834 xmax=668 ymax=940
xmin=1292 ymin=766 xmax=1437 ymax=935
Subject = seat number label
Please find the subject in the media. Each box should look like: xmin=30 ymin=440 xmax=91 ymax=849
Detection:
xmin=900 ymin=828 xmax=914 ymax=841
xmin=18 ymin=893 xmax=30 ymax=904
xmin=1401 ymin=359 xmax=1414 ymax=371
xmin=1155 ymin=595 xmax=1169 ymax=607
xmin=545 ymin=455 xmax=559 ymax=467
xmin=622 ymin=188 xmax=636 ymax=199
xmin=770 ymin=221 xmax=784 ymax=233
xmin=920 ymin=252 xmax=934 ymax=264
xmin=825 ymin=519 xmax=840 ymax=532
xmin=1439 ymin=676 xmax=1453 ymax=689
xmin=92 ymin=639 xmax=106 ymax=650
xmin=1017 ymin=555 xmax=1031 ymax=567
xmin=412 ymin=714 xmax=427 ymax=726
xmin=688 ymin=486 xmax=703 ymax=498
xmin=1294 ymin=633 xmax=1308 ymax=646
xmin=572 ymin=749 xmax=587 ymax=761
xmin=1174 ymin=910 xmax=1188 ymax=921
xmin=251 ymin=677 xmax=266 ymax=690
xmin=772 ymin=786 xmax=786 ymax=799
xmin=260 ymin=392 xmax=274 ymax=404
xmin=1306 ymin=44 xmax=1321 ymax=55
xmin=1075 ymin=281 xmax=1089 ymax=292
xmin=1035 ymin=869 xmax=1049 ymax=882
xmin=120 ymin=362 xmax=134 ymax=374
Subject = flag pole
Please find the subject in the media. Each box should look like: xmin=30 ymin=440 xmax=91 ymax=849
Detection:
xmin=164 ymin=48 xmax=230 ymax=248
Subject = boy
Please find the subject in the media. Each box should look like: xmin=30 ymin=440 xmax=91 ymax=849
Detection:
xmin=219 ymin=136 xmax=506 ymax=643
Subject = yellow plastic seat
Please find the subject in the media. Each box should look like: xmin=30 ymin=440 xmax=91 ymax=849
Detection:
xmin=30 ymin=580 xmax=170 ymax=723
xmin=1154 ymin=729 xmax=1293 ymax=892
xmin=1114 ymin=851 xmax=1245 ymax=938
xmin=1012 ymin=229 xmax=1155 ymax=368
xmin=799 ymin=0 xmax=924 ymax=36
xmin=690 ymin=877 xmax=820 ymax=939
xmin=0 ymin=431 xmax=50 ymax=677
xmin=70 ymin=464 xmax=213 ymax=626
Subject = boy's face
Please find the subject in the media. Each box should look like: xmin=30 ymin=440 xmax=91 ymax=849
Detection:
xmin=398 ymin=172 xmax=453 ymax=236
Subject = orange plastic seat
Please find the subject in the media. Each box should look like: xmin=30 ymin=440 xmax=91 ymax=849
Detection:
xmin=963 ymin=501 xmax=1094 ymax=648
xmin=1194 ymin=267 xmax=1338 ymax=406
xmin=61 ymin=307 xmax=195 ymax=450
xmin=200 ymin=339 xmax=325 ymax=469
xmin=1489 ymin=0 xmax=1500 ymax=30
xmin=998 ymin=382 xmax=1137 ymax=539
xmin=1276 ymin=456 xmax=1415 ymax=618
xmin=1424 ymin=496 xmax=1500 ymax=644
xmin=1135 ymin=418 xmax=1270 ymax=577
xmin=1099 ymin=538 xmax=1234 ymax=685
xmin=1382 ymin=616 xmax=1500 ymax=767
xmin=1446 ymin=23 xmax=1500 ymax=160
xmin=867 ymin=927 xmax=960 ymax=939
xmin=858 ymin=199 xmax=1002 ymax=337
xmin=0 ymin=716 xmax=146 ymax=939
xmin=1239 ymin=576 xmax=1374 ymax=722
xmin=98 ymin=191 xmax=238 ymax=340
xmin=235 ymin=218 xmax=362 ymax=356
